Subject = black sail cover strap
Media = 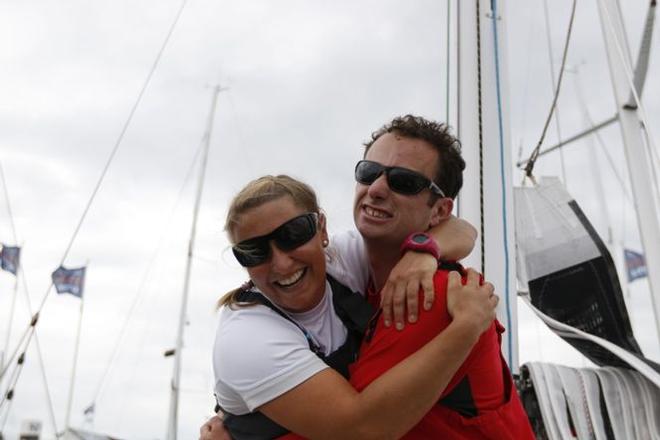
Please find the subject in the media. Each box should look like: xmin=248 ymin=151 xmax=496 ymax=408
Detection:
xmin=216 ymin=274 xmax=374 ymax=440
xmin=528 ymin=201 xmax=652 ymax=369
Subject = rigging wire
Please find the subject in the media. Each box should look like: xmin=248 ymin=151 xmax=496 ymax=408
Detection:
xmin=112 ymin=100 xmax=222 ymax=426
xmin=571 ymin=72 xmax=634 ymax=204
xmin=475 ymin=0 xmax=485 ymax=275
xmin=0 ymin=319 xmax=31 ymax=382
xmin=523 ymin=0 xmax=578 ymax=181
xmin=515 ymin=3 xmax=538 ymax=163
xmin=594 ymin=128 xmax=633 ymax=203
xmin=0 ymin=161 xmax=19 ymax=379
xmin=0 ymin=163 xmax=18 ymax=245
xmin=0 ymin=334 xmax=29 ymax=415
xmin=20 ymin=269 xmax=60 ymax=438
xmin=0 ymin=162 xmax=21 ymax=386
xmin=0 ymin=162 xmax=60 ymax=435
xmin=445 ymin=0 xmax=452 ymax=123
xmin=542 ymin=0 xmax=568 ymax=185
xmin=0 ymin=0 xmax=190 ymax=418
xmin=0 ymin=400 xmax=11 ymax=434
xmin=89 ymin=138 xmax=204 ymax=412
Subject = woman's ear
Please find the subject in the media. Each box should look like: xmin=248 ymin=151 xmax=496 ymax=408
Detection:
xmin=318 ymin=212 xmax=329 ymax=245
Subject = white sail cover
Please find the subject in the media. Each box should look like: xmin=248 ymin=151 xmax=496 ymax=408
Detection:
xmin=515 ymin=177 xmax=660 ymax=378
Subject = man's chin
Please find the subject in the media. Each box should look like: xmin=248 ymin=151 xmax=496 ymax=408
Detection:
xmin=356 ymin=224 xmax=390 ymax=242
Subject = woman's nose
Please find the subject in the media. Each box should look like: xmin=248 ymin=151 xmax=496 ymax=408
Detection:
xmin=269 ymin=242 xmax=295 ymax=270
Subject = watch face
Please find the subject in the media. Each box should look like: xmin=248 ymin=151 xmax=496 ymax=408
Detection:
xmin=412 ymin=233 xmax=429 ymax=244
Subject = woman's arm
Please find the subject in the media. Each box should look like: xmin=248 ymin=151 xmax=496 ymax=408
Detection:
xmin=380 ymin=215 xmax=477 ymax=329
xmin=428 ymin=214 xmax=477 ymax=260
xmin=258 ymin=271 xmax=496 ymax=440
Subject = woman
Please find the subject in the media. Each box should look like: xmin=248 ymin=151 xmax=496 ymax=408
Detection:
xmin=212 ymin=175 xmax=495 ymax=439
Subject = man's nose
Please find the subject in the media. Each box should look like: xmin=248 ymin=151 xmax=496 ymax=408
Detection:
xmin=367 ymin=173 xmax=390 ymax=199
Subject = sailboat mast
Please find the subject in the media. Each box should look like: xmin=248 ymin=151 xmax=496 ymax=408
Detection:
xmin=166 ymin=85 xmax=222 ymax=440
xmin=457 ymin=0 xmax=519 ymax=370
xmin=596 ymin=0 xmax=660 ymax=340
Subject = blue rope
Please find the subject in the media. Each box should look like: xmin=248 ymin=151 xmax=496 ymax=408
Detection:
xmin=489 ymin=0 xmax=513 ymax=367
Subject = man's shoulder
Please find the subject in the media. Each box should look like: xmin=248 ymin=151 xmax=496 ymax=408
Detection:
xmin=432 ymin=261 xmax=468 ymax=289
xmin=326 ymin=229 xmax=369 ymax=295
xmin=430 ymin=265 xmax=459 ymax=295
xmin=437 ymin=260 xmax=465 ymax=274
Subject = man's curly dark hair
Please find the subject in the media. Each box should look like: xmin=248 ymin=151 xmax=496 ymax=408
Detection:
xmin=363 ymin=115 xmax=465 ymax=200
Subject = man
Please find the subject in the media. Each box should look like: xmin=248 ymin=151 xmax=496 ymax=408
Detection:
xmin=349 ymin=115 xmax=533 ymax=438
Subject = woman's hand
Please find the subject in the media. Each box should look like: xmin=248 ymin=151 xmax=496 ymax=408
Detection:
xmin=380 ymin=251 xmax=438 ymax=330
xmin=379 ymin=215 xmax=477 ymax=331
xmin=446 ymin=269 xmax=498 ymax=335
xmin=199 ymin=415 xmax=231 ymax=440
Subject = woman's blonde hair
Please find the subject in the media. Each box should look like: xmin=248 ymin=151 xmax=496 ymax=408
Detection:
xmin=219 ymin=175 xmax=321 ymax=308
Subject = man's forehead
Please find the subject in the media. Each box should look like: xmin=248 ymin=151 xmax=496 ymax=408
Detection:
xmin=366 ymin=133 xmax=438 ymax=173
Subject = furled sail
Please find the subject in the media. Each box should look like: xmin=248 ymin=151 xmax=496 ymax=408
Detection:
xmin=519 ymin=362 xmax=660 ymax=440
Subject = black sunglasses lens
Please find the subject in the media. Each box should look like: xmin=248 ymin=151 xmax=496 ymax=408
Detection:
xmin=355 ymin=161 xmax=383 ymax=185
xmin=232 ymin=213 xmax=318 ymax=267
xmin=274 ymin=214 xmax=317 ymax=250
xmin=232 ymin=241 xmax=270 ymax=267
xmin=356 ymin=160 xmax=429 ymax=195
xmin=388 ymin=169 xmax=427 ymax=194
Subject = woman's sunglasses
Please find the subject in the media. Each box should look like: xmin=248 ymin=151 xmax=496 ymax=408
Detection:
xmin=354 ymin=160 xmax=446 ymax=197
xmin=232 ymin=213 xmax=319 ymax=267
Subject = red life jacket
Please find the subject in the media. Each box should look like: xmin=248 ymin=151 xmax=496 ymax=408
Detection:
xmin=352 ymin=265 xmax=535 ymax=439
xmin=401 ymin=321 xmax=534 ymax=439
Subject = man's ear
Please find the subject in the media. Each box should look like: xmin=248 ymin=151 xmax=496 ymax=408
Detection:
xmin=429 ymin=198 xmax=454 ymax=227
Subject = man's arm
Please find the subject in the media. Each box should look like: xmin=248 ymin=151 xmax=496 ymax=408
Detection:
xmin=380 ymin=215 xmax=477 ymax=329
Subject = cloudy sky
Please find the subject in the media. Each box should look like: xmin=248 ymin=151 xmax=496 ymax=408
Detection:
xmin=1 ymin=0 xmax=659 ymax=438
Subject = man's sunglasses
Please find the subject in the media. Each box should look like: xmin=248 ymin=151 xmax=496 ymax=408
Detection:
xmin=354 ymin=160 xmax=445 ymax=197
xmin=232 ymin=213 xmax=319 ymax=267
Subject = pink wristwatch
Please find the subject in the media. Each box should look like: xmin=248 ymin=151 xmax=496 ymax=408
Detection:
xmin=400 ymin=232 xmax=441 ymax=260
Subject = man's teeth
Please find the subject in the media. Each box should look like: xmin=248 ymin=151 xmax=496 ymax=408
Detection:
xmin=277 ymin=269 xmax=305 ymax=287
xmin=365 ymin=206 xmax=390 ymax=218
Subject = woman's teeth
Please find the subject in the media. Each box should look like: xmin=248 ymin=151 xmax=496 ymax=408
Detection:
xmin=276 ymin=268 xmax=305 ymax=287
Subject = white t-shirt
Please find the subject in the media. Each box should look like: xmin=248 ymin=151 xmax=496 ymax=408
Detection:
xmin=213 ymin=230 xmax=370 ymax=415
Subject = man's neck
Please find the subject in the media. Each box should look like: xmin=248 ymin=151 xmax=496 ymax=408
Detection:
xmin=364 ymin=241 xmax=400 ymax=292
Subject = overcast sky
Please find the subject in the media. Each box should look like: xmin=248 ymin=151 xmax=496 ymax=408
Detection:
xmin=1 ymin=0 xmax=659 ymax=438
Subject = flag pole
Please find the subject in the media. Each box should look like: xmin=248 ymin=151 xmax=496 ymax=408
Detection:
xmin=63 ymin=263 xmax=88 ymax=434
